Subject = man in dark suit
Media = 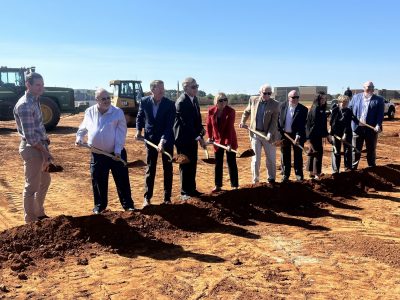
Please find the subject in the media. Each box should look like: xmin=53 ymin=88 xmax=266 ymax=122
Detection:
xmin=349 ymin=81 xmax=384 ymax=168
xmin=173 ymin=77 xmax=206 ymax=200
xmin=278 ymin=90 xmax=308 ymax=182
xmin=136 ymin=80 xmax=176 ymax=207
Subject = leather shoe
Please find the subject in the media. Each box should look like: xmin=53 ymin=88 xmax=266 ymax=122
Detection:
xmin=163 ymin=199 xmax=172 ymax=204
xmin=38 ymin=215 xmax=50 ymax=221
xmin=125 ymin=207 xmax=135 ymax=211
xmin=281 ymin=177 xmax=289 ymax=183
xmin=142 ymin=198 xmax=151 ymax=208
xmin=92 ymin=207 xmax=103 ymax=214
xmin=180 ymin=194 xmax=191 ymax=201
xmin=212 ymin=186 xmax=221 ymax=193
xmin=189 ymin=190 xmax=203 ymax=197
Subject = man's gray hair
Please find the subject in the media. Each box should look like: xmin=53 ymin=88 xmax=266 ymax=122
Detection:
xmin=25 ymin=72 xmax=43 ymax=85
xmin=150 ymin=80 xmax=164 ymax=91
xmin=95 ymin=87 xmax=108 ymax=99
xmin=259 ymin=83 xmax=272 ymax=93
xmin=182 ymin=77 xmax=197 ymax=90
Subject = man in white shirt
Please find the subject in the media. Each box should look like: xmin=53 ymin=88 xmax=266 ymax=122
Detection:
xmin=76 ymin=88 xmax=135 ymax=213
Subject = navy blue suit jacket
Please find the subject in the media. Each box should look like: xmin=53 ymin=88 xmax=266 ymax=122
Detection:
xmin=136 ymin=96 xmax=176 ymax=147
xmin=349 ymin=93 xmax=384 ymax=134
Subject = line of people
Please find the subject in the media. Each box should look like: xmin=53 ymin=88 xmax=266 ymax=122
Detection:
xmin=14 ymin=72 xmax=385 ymax=221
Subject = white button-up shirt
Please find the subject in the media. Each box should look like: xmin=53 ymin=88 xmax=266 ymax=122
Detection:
xmin=284 ymin=104 xmax=297 ymax=133
xmin=76 ymin=105 xmax=127 ymax=155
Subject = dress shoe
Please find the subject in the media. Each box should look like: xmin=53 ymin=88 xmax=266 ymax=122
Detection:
xmin=125 ymin=207 xmax=135 ymax=212
xmin=281 ymin=177 xmax=289 ymax=183
xmin=142 ymin=198 xmax=151 ymax=208
xmin=163 ymin=199 xmax=172 ymax=205
xmin=189 ymin=190 xmax=203 ymax=197
xmin=92 ymin=207 xmax=103 ymax=214
xmin=267 ymin=179 xmax=275 ymax=184
xmin=38 ymin=215 xmax=50 ymax=221
xmin=212 ymin=186 xmax=221 ymax=193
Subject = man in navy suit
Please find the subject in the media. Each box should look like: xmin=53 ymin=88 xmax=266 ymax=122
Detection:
xmin=349 ymin=81 xmax=384 ymax=168
xmin=136 ymin=80 xmax=176 ymax=207
xmin=278 ymin=90 xmax=308 ymax=182
xmin=173 ymin=77 xmax=206 ymax=200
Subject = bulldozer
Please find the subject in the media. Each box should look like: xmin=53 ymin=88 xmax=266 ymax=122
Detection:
xmin=109 ymin=80 xmax=144 ymax=127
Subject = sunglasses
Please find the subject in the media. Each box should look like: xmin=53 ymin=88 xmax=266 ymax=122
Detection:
xmin=218 ymin=98 xmax=228 ymax=103
xmin=191 ymin=84 xmax=199 ymax=89
xmin=263 ymin=92 xmax=272 ymax=96
xmin=98 ymin=96 xmax=111 ymax=101
xmin=290 ymin=96 xmax=300 ymax=99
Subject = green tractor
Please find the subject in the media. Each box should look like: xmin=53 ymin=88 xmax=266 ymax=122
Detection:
xmin=0 ymin=66 xmax=77 ymax=130
xmin=109 ymin=80 xmax=144 ymax=127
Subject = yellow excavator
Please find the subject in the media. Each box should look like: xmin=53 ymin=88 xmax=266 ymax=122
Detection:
xmin=109 ymin=80 xmax=144 ymax=127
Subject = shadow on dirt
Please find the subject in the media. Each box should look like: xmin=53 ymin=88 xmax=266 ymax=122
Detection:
xmin=0 ymin=164 xmax=399 ymax=273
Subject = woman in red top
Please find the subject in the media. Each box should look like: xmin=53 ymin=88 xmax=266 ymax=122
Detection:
xmin=206 ymin=93 xmax=239 ymax=192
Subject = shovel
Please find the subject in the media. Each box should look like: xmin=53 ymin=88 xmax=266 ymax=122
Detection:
xmin=143 ymin=139 xmax=190 ymax=164
xmin=333 ymin=135 xmax=360 ymax=154
xmin=78 ymin=143 xmax=146 ymax=168
xmin=48 ymin=162 xmax=64 ymax=173
xmin=283 ymin=132 xmax=318 ymax=157
xmin=211 ymin=141 xmax=255 ymax=158
xmin=202 ymin=148 xmax=216 ymax=164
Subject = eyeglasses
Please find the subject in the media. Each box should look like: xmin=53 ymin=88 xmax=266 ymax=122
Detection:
xmin=98 ymin=96 xmax=111 ymax=101
xmin=191 ymin=84 xmax=199 ymax=89
xmin=263 ymin=92 xmax=272 ymax=96
xmin=290 ymin=96 xmax=300 ymax=99
xmin=218 ymin=98 xmax=228 ymax=103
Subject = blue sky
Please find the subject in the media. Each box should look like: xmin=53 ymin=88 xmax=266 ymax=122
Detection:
xmin=1 ymin=0 xmax=399 ymax=95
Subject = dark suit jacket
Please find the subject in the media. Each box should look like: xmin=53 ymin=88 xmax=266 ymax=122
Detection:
xmin=349 ymin=93 xmax=384 ymax=134
xmin=329 ymin=107 xmax=354 ymax=136
xmin=206 ymin=105 xmax=238 ymax=151
xmin=173 ymin=93 xmax=204 ymax=148
xmin=306 ymin=105 xmax=328 ymax=139
xmin=136 ymin=96 xmax=176 ymax=147
xmin=278 ymin=102 xmax=308 ymax=142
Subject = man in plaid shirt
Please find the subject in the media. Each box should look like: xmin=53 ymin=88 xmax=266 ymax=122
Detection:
xmin=14 ymin=72 xmax=52 ymax=223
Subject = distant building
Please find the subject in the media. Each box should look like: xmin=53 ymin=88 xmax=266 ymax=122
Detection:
xmin=273 ymin=86 xmax=328 ymax=102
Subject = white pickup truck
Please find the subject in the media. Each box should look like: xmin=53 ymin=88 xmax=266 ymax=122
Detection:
xmin=384 ymin=98 xmax=396 ymax=119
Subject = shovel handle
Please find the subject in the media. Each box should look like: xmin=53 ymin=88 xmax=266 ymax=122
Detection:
xmin=79 ymin=143 xmax=128 ymax=166
xmin=211 ymin=142 xmax=238 ymax=154
xmin=143 ymin=139 xmax=173 ymax=162
xmin=358 ymin=121 xmax=376 ymax=131
xmin=283 ymin=132 xmax=306 ymax=152
xmin=246 ymin=127 xmax=270 ymax=141
xmin=333 ymin=135 xmax=360 ymax=154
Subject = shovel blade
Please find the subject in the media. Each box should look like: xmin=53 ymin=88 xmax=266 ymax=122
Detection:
xmin=48 ymin=163 xmax=64 ymax=173
xmin=172 ymin=154 xmax=190 ymax=164
xmin=202 ymin=158 xmax=216 ymax=164
xmin=126 ymin=160 xmax=147 ymax=168
xmin=238 ymin=148 xmax=255 ymax=158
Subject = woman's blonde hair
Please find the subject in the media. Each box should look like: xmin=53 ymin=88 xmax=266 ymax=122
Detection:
xmin=337 ymin=95 xmax=350 ymax=103
xmin=214 ymin=92 xmax=228 ymax=105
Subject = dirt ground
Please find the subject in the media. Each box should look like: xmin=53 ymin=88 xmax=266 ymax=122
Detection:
xmin=0 ymin=107 xmax=400 ymax=299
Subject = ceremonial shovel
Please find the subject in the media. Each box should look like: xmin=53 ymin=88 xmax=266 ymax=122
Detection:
xmin=211 ymin=141 xmax=255 ymax=158
xmin=78 ymin=143 xmax=146 ymax=168
xmin=283 ymin=132 xmax=318 ymax=157
xmin=202 ymin=148 xmax=216 ymax=164
xmin=333 ymin=135 xmax=360 ymax=154
xmin=143 ymin=139 xmax=190 ymax=164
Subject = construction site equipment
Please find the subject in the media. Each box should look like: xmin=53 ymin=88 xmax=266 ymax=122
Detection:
xmin=109 ymin=80 xmax=144 ymax=127
xmin=0 ymin=66 xmax=77 ymax=130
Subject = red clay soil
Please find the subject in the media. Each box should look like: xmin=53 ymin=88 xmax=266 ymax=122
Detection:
xmin=1 ymin=165 xmax=399 ymax=275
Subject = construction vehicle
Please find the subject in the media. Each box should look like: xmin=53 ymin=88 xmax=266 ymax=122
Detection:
xmin=0 ymin=66 xmax=76 ymax=130
xmin=109 ymin=80 xmax=144 ymax=127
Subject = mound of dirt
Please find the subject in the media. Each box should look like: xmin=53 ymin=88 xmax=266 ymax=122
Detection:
xmin=0 ymin=164 xmax=399 ymax=274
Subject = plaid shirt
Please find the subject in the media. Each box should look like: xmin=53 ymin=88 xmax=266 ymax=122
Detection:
xmin=13 ymin=92 xmax=47 ymax=145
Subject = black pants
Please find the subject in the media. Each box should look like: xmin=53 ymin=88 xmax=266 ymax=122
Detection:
xmin=90 ymin=148 xmax=134 ymax=210
xmin=331 ymin=135 xmax=352 ymax=172
xmin=352 ymin=127 xmax=378 ymax=169
xmin=214 ymin=147 xmax=239 ymax=188
xmin=176 ymin=140 xmax=198 ymax=196
xmin=307 ymin=137 xmax=323 ymax=175
xmin=280 ymin=133 xmax=304 ymax=180
xmin=144 ymin=143 xmax=173 ymax=201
